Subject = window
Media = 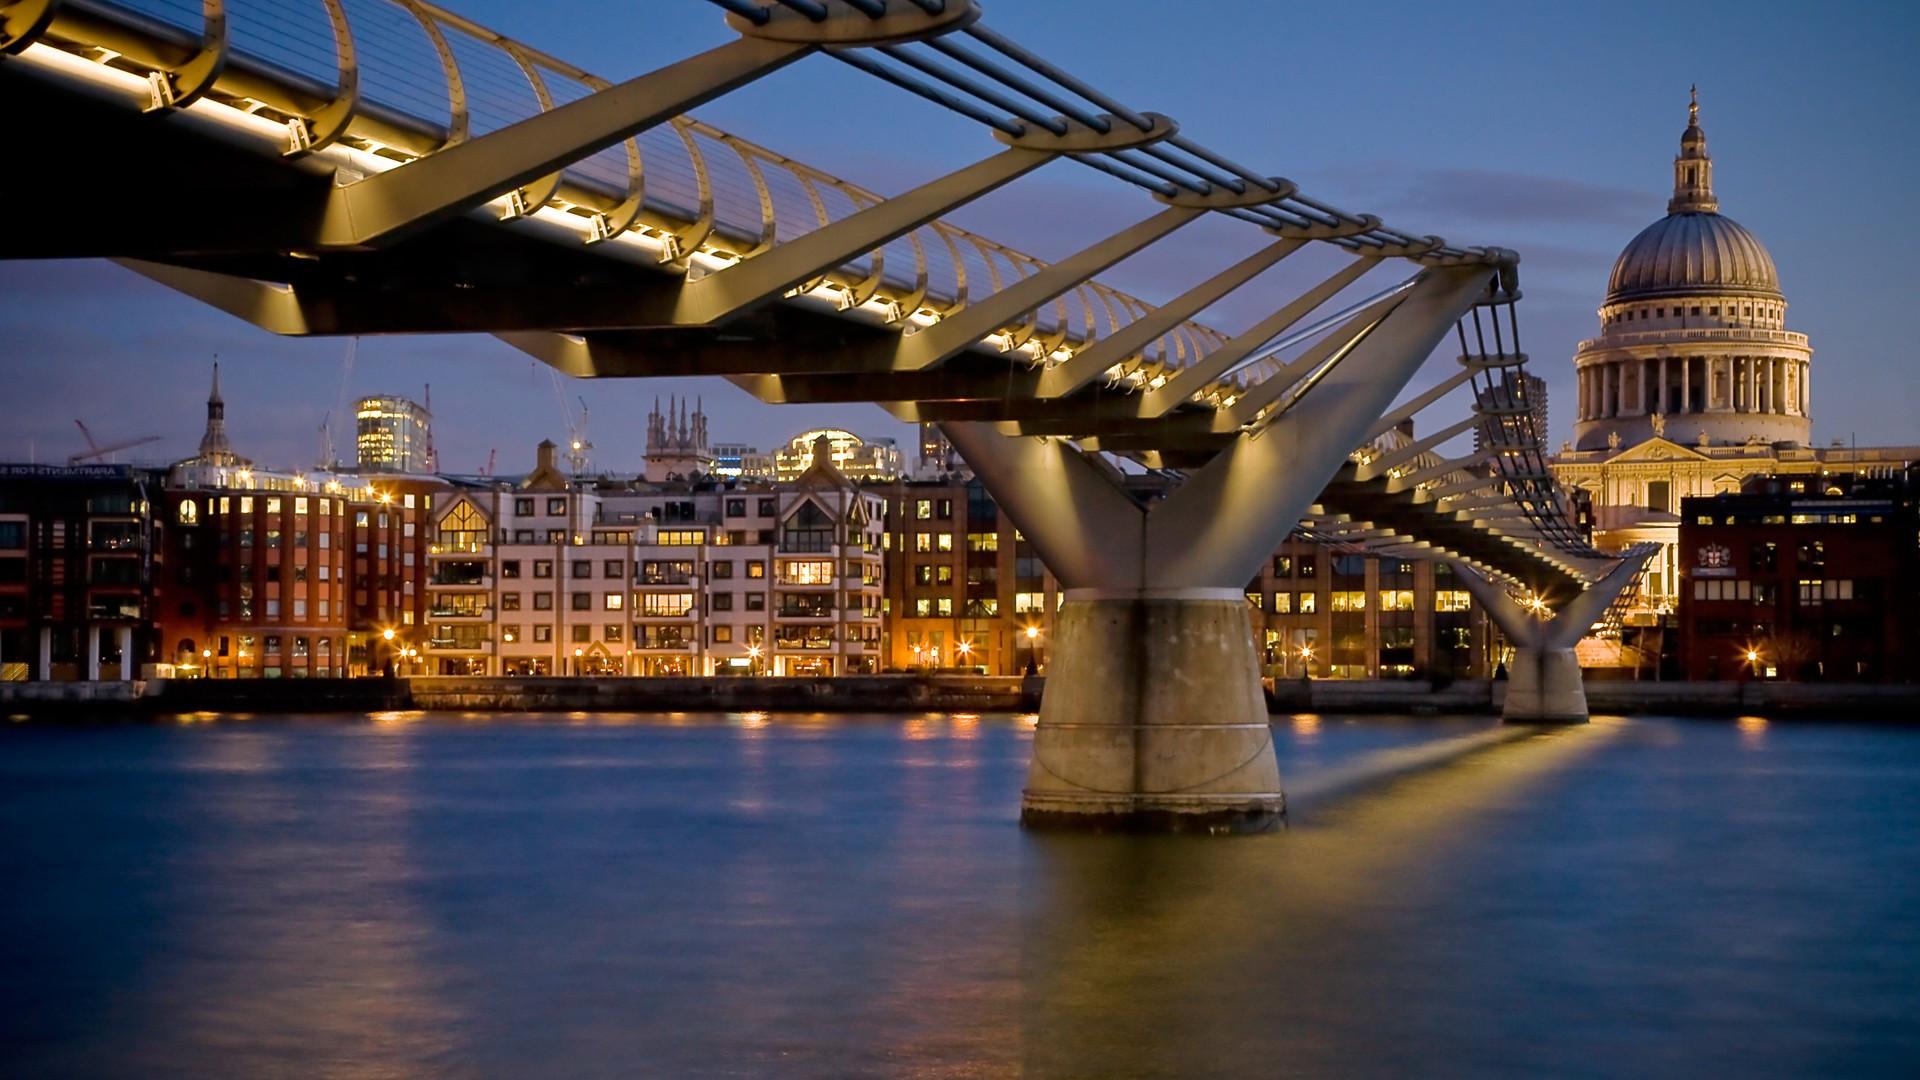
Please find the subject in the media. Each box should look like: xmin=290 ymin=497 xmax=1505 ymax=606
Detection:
xmin=1379 ymin=590 xmax=1415 ymax=612
xmin=603 ymin=625 xmax=623 ymax=643
xmin=604 ymin=593 xmax=624 ymax=611
xmin=745 ymin=593 xmax=766 ymax=611
xmin=712 ymin=624 xmax=733 ymax=644
xmin=178 ymin=500 xmax=198 ymax=525
xmin=642 ymin=593 xmax=695 ymax=617
xmin=1298 ymin=555 xmax=1316 ymax=578
xmin=914 ymin=533 xmax=932 ymax=553
xmin=533 ymin=593 xmax=554 ymax=611
xmin=515 ymin=497 xmax=534 ymax=517
xmin=726 ymin=498 xmax=746 ymax=518
xmin=572 ymin=625 xmax=591 ymax=644
xmin=1273 ymin=592 xmax=1291 ymax=614
xmin=525 ymin=625 xmax=549 ymax=643
xmin=572 ymin=560 xmax=592 ymax=579
xmin=1297 ymin=592 xmax=1317 ymax=614
xmin=782 ymin=502 xmax=835 ymax=553
xmin=758 ymin=498 xmax=777 ymax=517
xmin=967 ymin=532 xmax=997 ymax=553
xmin=501 ymin=560 xmax=521 ymax=579
xmin=712 ymin=592 xmax=733 ymax=612
xmin=936 ymin=598 xmax=953 ymax=616
xmin=1434 ymin=590 xmax=1472 ymax=612
xmin=914 ymin=598 xmax=933 ymax=617
xmin=603 ymin=559 xmax=623 ymax=578
xmin=915 ymin=565 xmax=933 ymax=585
xmin=571 ymin=592 xmax=591 ymax=611
xmin=658 ymin=530 xmax=706 ymax=546
xmin=547 ymin=498 xmax=567 ymax=516
xmin=781 ymin=560 xmax=835 ymax=585
xmin=747 ymin=560 xmax=765 ymax=579
xmin=1015 ymin=592 xmax=1044 ymax=614
xmin=915 ymin=499 xmax=932 ymax=520
xmin=534 ymin=560 xmax=554 ymax=579
xmin=1329 ymin=592 xmax=1366 ymax=612
xmin=1272 ymin=555 xmax=1292 ymax=577
xmin=711 ymin=561 xmax=733 ymax=580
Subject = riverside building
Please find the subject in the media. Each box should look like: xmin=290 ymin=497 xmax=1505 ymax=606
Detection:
xmin=0 ymin=463 xmax=160 ymax=681
xmin=155 ymin=367 xmax=438 ymax=677
xmin=1676 ymin=473 xmax=1917 ymax=681
xmin=422 ymin=437 xmax=884 ymax=677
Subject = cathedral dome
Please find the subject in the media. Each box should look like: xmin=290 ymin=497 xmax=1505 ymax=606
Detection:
xmin=1603 ymin=86 xmax=1782 ymax=305
xmin=1605 ymin=211 xmax=1781 ymax=304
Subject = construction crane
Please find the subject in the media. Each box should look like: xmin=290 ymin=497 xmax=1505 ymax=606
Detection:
xmin=481 ymin=448 xmax=497 ymax=477
xmin=70 ymin=419 xmax=160 ymax=464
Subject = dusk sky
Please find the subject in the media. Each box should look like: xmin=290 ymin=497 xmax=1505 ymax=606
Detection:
xmin=4 ymin=0 xmax=1916 ymax=474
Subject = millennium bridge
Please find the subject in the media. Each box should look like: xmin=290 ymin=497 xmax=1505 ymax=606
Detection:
xmin=1 ymin=0 xmax=1652 ymax=830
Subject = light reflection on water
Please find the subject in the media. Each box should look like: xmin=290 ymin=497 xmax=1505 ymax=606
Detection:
xmin=2 ymin=712 xmax=1917 ymax=1077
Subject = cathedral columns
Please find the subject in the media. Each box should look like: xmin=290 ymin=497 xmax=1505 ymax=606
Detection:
xmin=1681 ymin=356 xmax=1691 ymax=414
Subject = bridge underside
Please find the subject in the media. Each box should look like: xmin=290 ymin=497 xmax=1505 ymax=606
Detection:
xmin=1 ymin=0 xmax=1638 ymax=830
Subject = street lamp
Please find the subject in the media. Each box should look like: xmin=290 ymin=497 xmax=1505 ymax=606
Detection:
xmin=956 ymin=640 xmax=973 ymax=671
xmin=201 ymin=648 xmax=212 ymax=679
xmin=1297 ymin=643 xmax=1316 ymax=679
xmin=573 ymin=646 xmax=584 ymax=677
xmin=747 ymin=643 xmax=763 ymax=677
xmin=1022 ymin=625 xmax=1041 ymax=676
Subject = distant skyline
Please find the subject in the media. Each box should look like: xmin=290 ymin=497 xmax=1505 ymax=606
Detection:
xmin=4 ymin=0 xmax=1916 ymax=473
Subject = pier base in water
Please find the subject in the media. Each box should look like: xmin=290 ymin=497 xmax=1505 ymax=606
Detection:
xmin=1020 ymin=593 xmax=1285 ymax=833
xmin=1502 ymin=647 xmax=1589 ymax=725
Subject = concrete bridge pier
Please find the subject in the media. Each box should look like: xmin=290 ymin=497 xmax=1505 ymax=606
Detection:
xmin=1450 ymin=552 xmax=1653 ymax=724
xmin=943 ymin=266 xmax=1495 ymax=831
xmin=1021 ymin=588 xmax=1283 ymax=831
xmin=1501 ymin=647 xmax=1588 ymax=723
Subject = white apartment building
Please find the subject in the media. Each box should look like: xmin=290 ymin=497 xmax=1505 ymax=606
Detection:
xmin=423 ymin=439 xmax=884 ymax=677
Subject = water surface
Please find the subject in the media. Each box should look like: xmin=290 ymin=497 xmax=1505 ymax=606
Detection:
xmin=2 ymin=711 xmax=1916 ymax=1077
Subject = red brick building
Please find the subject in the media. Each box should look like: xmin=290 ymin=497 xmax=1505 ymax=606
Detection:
xmin=1677 ymin=474 xmax=1917 ymax=681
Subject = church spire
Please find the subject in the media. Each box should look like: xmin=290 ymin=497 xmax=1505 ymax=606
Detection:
xmin=1669 ymin=84 xmax=1718 ymax=214
xmin=195 ymin=359 xmax=240 ymax=466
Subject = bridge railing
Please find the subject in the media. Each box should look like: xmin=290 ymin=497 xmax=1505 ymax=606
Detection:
xmin=37 ymin=0 xmax=1234 ymax=377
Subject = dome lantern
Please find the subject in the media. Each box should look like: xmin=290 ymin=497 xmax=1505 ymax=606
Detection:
xmin=1670 ymin=85 xmax=1717 ymax=214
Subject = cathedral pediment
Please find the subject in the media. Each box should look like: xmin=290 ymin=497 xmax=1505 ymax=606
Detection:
xmin=1607 ymin=436 xmax=1708 ymax=464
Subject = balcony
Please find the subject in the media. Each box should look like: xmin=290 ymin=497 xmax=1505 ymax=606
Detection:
xmin=426 ymin=638 xmax=494 ymax=653
xmin=428 ymin=540 xmax=491 ymax=556
xmin=427 ymin=605 xmax=493 ymax=620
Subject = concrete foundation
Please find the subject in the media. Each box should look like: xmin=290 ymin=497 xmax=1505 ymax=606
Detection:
xmin=1021 ymin=591 xmax=1284 ymax=833
xmin=1502 ymin=647 xmax=1589 ymax=724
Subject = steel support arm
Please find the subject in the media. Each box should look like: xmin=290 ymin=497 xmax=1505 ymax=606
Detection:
xmin=318 ymin=36 xmax=810 ymax=247
xmin=1355 ymin=414 xmax=1482 ymax=481
xmin=1034 ymin=237 xmax=1307 ymax=398
xmin=1142 ymin=267 xmax=1494 ymax=589
xmin=1138 ymin=255 xmax=1377 ymax=418
xmin=1362 ymin=365 xmax=1478 ymax=442
xmin=894 ymin=204 xmax=1204 ymax=370
xmin=1222 ymin=294 xmax=1407 ymax=427
xmin=937 ymin=423 xmax=1146 ymax=589
xmin=1540 ymin=549 xmax=1654 ymax=651
xmin=1385 ymin=447 xmax=1497 ymax=493
xmin=1446 ymin=561 xmax=1538 ymax=644
xmin=673 ymin=146 xmax=1054 ymax=325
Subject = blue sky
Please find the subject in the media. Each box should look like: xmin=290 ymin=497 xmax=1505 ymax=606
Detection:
xmin=4 ymin=0 xmax=1916 ymax=473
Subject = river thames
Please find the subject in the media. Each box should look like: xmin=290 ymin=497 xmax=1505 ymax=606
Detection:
xmin=3 ymin=712 xmax=1917 ymax=1077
